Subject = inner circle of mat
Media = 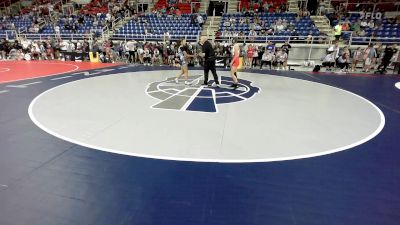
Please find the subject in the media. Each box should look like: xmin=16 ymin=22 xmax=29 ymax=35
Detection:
xmin=29 ymin=70 xmax=384 ymax=162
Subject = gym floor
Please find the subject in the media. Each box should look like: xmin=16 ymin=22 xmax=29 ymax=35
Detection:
xmin=0 ymin=61 xmax=399 ymax=225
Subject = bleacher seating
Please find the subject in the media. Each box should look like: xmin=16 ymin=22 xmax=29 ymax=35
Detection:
xmin=331 ymin=0 xmax=396 ymax=12
xmin=331 ymin=13 xmax=400 ymax=44
xmin=80 ymin=0 xmax=108 ymax=15
xmin=2 ymin=17 xmax=32 ymax=30
xmin=0 ymin=30 xmax=15 ymax=39
xmin=239 ymin=0 xmax=288 ymax=12
xmin=113 ymin=14 xmax=205 ymax=41
xmin=219 ymin=13 xmax=319 ymax=42
xmin=41 ymin=15 xmax=106 ymax=34
xmin=153 ymin=0 xmax=200 ymax=14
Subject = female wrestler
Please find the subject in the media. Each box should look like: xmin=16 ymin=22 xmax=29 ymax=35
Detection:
xmin=230 ymin=43 xmax=240 ymax=89
xmin=175 ymin=39 xmax=195 ymax=85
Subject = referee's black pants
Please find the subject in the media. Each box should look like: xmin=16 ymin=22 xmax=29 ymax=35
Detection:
xmin=204 ymin=60 xmax=219 ymax=85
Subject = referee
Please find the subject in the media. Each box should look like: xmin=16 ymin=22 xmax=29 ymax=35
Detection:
xmin=199 ymin=36 xmax=220 ymax=87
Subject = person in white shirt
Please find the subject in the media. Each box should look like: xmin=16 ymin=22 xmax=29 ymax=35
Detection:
xmin=54 ymin=25 xmax=60 ymax=38
xmin=351 ymin=47 xmax=363 ymax=72
xmin=137 ymin=47 xmax=144 ymax=64
xmin=106 ymin=13 xmax=112 ymax=22
xmin=322 ymin=51 xmax=335 ymax=71
xmin=126 ymin=41 xmax=136 ymax=63
xmin=328 ymin=41 xmax=340 ymax=59
xmin=368 ymin=20 xmax=375 ymax=29
xmin=276 ymin=23 xmax=285 ymax=31
xmin=248 ymin=29 xmax=257 ymax=42
xmin=360 ymin=20 xmax=368 ymax=28
xmin=60 ymin=40 xmax=68 ymax=51
xmin=69 ymin=42 xmax=75 ymax=52
xmin=48 ymin=3 xmax=54 ymax=13
xmin=143 ymin=48 xmax=151 ymax=66
xmin=197 ymin=14 xmax=204 ymax=27
xmin=275 ymin=48 xmax=288 ymax=70
xmin=260 ymin=50 xmax=275 ymax=70
xmin=152 ymin=48 xmax=161 ymax=65
xmin=21 ymin=39 xmax=31 ymax=50
xmin=163 ymin=31 xmax=171 ymax=42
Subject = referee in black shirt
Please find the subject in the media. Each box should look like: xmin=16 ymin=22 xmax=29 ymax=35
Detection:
xmin=199 ymin=36 xmax=220 ymax=87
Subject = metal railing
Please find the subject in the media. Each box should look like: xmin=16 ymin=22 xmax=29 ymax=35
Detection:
xmin=330 ymin=0 xmax=400 ymax=13
xmin=12 ymin=29 xmax=400 ymax=47
xmin=0 ymin=30 xmax=16 ymax=40
xmin=347 ymin=33 xmax=400 ymax=46
xmin=111 ymin=33 xmax=201 ymax=42
xmin=18 ymin=33 xmax=93 ymax=41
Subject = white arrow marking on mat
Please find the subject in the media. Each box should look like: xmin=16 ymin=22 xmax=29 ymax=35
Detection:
xmin=6 ymin=81 xmax=42 ymax=88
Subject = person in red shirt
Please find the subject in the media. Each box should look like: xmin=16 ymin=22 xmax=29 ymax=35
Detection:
xmin=246 ymin=44 xmax=254 ymax=68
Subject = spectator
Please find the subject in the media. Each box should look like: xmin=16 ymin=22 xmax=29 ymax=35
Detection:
xmin=377 ymin=44 xmax=397 ymax=73
xmin=374 ymin=43 xmax=383 ymax=66
xmin=360 ymin=20 xmax=368 ymax=28
xmin=260 ymin=50 xmax=274 ymax=70
xmin=351 ymin=47 xmax=363 ymax=72
xmin=362 ymin=44 xmax=376 ymax=72
xmin=351 ymin=20 xmax=361 ymax=32
xmin=238 ymin=31 xmax=245 ymax=42
xmin=246 ymin=44 xmax=255 ymax=68
xmin=143 ymin=47 xmax=151 ymax=66
xmin=266 ymin=41 xmax=275 ymax=53
xmin=248 ymin=29 xmax=257 ymax=42
xmin=322 ymin=50 xmax=335 ymax=71
xmin=175 ymin=8 xmax=182 ymax=17
xmin=342 ymin=22 xmax=350 ymax=31
xmin=334 ymin=22 xmax=342 ymax=40
xmin=337 ymin=52 xmax=350 ymax=73
xmin=163 ymin=31 xmax=171 ymax=42
xmin=197 ymin=14 xmax=204 ymax=27
xmin=368 ymin=20 xmax=375 ymax=29
xmin=275 ymin=47 xmax=288 ymax=70
xmin=223 ymin=20 xmax=231 ymax=27
xmin=306 ymin=31 xmax=313 ymax=44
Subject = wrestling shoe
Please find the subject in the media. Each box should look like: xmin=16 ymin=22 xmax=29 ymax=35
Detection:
xmin=231 ymin=83 xmax=238 ymax=89
xmin=174 ymin=78 xmax=179 ymax=84
xmin=212 ymin=83 xmax=220 ymax=88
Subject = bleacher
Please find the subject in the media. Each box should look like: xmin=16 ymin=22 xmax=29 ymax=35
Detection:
xmin=153 ymin=0 xmax=200 ymax=14
xmin=331 ymin=13 xmax=400 ymax=44
xmin=331 ymin=0 xmax=396 ymax=12
xmin=80 ymin=0 xmax=108 ymax=15
xmin=2 ymin=17 xmax=32 ymax=30
xmin=219 ymin=13 xmax=319 ymax=42
xmin=0 ymin=17 xmax=31 ymax=39
xmin=113 ymin=14 xmax=205 ymax=41
xmin=15 ymin=15 xmax=106 ymax=39
xmin=42 ymin=15 xmax=106 ymax=34
xmin=239 ymin=0 xmax=288 ymax=12
xmin=0 ymin=30 xmax=15 ymax=39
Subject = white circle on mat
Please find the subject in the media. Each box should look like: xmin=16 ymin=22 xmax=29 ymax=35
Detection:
xmin=29 ymin=70 xmax=385 ymax=163
xmin=395 ymin=82 xmax=400 ymax=90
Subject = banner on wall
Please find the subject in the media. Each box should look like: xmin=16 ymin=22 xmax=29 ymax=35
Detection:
xmin=215 ymin=56 xmax=228 ymax=68
xmin=63 ymin=52 xmax=90 ymax=62
xmin=359 ymin=12 xmax=383 ymax=20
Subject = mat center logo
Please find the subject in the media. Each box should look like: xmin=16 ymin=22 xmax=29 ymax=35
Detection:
xmin=146 ymin=75 xmax=260 ymax=113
